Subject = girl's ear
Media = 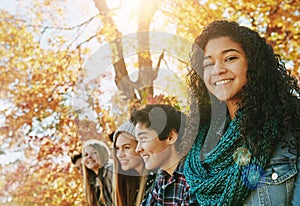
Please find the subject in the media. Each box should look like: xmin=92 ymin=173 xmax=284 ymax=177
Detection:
xmin=167 ymin=129 xmax=178 ymax=145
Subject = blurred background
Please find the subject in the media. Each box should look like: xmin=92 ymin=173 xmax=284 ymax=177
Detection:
xmin=0 ymin=0 xmax=299 ymax=205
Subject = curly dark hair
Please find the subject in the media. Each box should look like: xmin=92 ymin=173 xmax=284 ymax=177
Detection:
xmin=130 ymin=104 xmax=187 ymax=149
xmin=187 ymin=20 xmax=300 ymax=155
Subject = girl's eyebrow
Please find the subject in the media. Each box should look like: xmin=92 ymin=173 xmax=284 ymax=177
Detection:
xmin=117 ymin=143 xmax=131 ymax=147
xmin=204 ymin=48 xmax=241 ymax=61
xmin=221 ymin=48 xmax=241 ymax=54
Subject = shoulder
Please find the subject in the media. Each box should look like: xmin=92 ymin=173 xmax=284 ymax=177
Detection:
xmin=175 ymin=159 xmax=186 ymax=175
xmin=98 ymin=162 xmax=113 ymax=180
xmin=261 ymin=134 xmax=298 ymax=189
xmin=272 ymin=132 xmax=297 ymax=159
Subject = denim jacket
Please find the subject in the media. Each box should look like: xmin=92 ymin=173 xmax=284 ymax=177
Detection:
xmin=244 ymin=134 xmax=299 ymax=206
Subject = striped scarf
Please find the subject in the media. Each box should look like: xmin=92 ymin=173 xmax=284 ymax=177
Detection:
xmin=184 ymin=114 xmax=278 ymax=205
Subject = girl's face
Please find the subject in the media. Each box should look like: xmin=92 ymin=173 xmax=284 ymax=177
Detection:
xmin=115 ymin=132 xmax=144 ymax=173
xmin=83 ymin=145 xmax=101 ymax=173
xmin=203 ymin=37 xmax=248 ymax=105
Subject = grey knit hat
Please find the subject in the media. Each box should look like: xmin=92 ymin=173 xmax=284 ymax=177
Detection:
xmin=113 ymin=121 xmax=136 ymax=141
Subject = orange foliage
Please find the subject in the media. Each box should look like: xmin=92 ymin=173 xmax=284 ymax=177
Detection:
xmin=0 ymin=0 xmax=299 ymax=205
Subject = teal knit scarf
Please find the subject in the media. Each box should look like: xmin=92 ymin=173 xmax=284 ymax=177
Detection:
xmin=184 ymin=114 xmax=278 ymax=205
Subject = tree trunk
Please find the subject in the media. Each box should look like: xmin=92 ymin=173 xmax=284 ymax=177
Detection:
xmin=93 ymin=0 xmax=161 ymax=100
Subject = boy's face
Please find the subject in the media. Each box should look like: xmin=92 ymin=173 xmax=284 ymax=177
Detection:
xmin=135 ymin=122 xmax=171 ymax=171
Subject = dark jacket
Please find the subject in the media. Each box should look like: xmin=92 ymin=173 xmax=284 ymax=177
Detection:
xmin=89 ymin=163 xmax=113 ymax=206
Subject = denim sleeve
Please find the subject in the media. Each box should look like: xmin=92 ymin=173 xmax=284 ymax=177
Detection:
xmin=292 ymin=153 xmax=300 ymax=205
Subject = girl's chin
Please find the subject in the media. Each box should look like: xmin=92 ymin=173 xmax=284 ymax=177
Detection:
xmin=121 ymin=166 xmax=130 ymax=171
xmin=86 ymin=164 xmax=100 ymax=171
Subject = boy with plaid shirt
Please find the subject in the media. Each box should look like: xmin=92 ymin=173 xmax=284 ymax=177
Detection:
xmin=131 ymin=104 xmax=196 ymax=205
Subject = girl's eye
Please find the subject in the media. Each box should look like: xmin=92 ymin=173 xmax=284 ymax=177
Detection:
xmin=124 ymin=146 xmax=131 ymax=149
xmin=203 ymin=62 xmax=214 ymax=69
xmin=225 ymin=56 xmax=237 ymax=62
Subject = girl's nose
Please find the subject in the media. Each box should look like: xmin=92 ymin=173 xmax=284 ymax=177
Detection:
xmin=212 ymin=61 xmax=227 ymax=75
xmin=117 ymin=150 xmax=125 ymax=158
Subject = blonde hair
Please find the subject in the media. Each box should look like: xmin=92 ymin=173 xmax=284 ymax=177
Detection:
xmin=82 ymin=139 xmax=110 ymax=206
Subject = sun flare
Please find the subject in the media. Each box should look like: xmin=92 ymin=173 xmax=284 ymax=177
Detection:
xmin=107 ymin=0 xmax=145 ymax=32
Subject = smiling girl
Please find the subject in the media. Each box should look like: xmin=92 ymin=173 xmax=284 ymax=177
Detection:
xmin=83 ymin=139 xmax=112 ymax=206
xmin=112 ymin=121 xmax=152 ymax=206
xmin=184 ymin=20 xmax=300 ymax=205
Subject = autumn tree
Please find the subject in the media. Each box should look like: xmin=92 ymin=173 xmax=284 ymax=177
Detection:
xmin=0 ymin=0 xmax=299 ymax=205
xmin=163 ymin=0 xmax=300 ymax=76
xmin=0 ymin=9 xmax=86 ymax=205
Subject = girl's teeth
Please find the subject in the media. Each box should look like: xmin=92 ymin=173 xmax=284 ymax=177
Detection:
xmin=215 ymin=79 xmax=232 ymax=86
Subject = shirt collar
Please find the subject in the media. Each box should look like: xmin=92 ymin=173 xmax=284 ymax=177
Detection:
xmin=158 ymin=159 xmax=185 ymax=177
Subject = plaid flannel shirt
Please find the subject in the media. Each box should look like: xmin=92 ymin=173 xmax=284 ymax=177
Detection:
xmin=141 ymin=160 xmax=191 ymax=206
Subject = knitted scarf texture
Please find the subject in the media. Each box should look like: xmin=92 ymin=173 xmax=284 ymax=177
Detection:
xmin=184 ymin=114 xmax=278 ymax=205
